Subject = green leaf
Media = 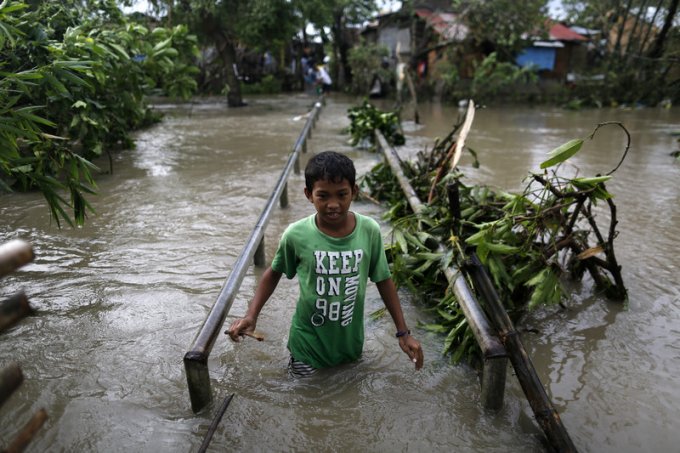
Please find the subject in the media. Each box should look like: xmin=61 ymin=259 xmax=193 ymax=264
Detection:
xmin=485 ymin=242 xmax=519 ymax=254
xmin=14 ymin=108 xmax=56 ymax=127
xmin=465 ymin=228 xmax=487 ymax=245
xmin=393 ymin=229 xmax=407 ymax=254
xmin=540 ymin=139 xmax=584 ymax=169
xmin=443 ymin=318 xmax=467 ymax=355
xmin=526 ymin=268 xmax=547 ymax=287
xmin=1 ymin=3 xmax=29 ymax=14
xmin=527 ymin=267 xmax=562 ymax=309
xmin=152 ymin=38 xmax=172 ymax=53
xmin=108 ymin=42 xmax=130 ymax=59
xmin=8 ymin=70 xmax=43 ymax=80
xmin=476 ymin=243 xmax=489 ymax=263
xmin=56 ymin=68 xmax=93 ymax=90
xmin=572 ymin=175 xmax=611 ymax=185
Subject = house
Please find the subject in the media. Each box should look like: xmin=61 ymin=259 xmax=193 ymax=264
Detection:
xmin=361 ymin=2 xmax=469 ymax=88
xmin=516 ymin=22 xmax=589 ymax=81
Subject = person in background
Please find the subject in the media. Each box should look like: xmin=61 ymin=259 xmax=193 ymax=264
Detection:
xmin=316 ymin=64 xmax=332 ymax=94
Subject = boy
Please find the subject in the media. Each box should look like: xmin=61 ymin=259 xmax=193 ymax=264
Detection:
xmin=227 ymin=151 xmax=423 ymax=376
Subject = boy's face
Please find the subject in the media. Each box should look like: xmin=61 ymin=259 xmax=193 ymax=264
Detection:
xmin=304 ymin=177 xmax=358 ymax=228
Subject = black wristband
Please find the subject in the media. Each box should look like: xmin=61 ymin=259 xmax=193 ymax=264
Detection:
xmin=396 ymin=329 xmax=410 ymax=338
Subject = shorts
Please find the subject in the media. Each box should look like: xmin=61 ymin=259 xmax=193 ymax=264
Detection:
xmin=288 ymin=355 xmax=317 ymax=378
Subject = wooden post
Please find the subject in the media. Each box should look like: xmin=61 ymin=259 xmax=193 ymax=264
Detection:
xmin=447 ymin=181 xmax=507 ymax=411
xmin=294 ymin=154 xmax=300 ymax=174
xmin=280 ymin=182 xmax=289 ymax=209
xmin=0 ymin=291 xmax=33 ymax=333
xmin=0 ymin=363 xmax=23 ymax=409
xmin=481 ymin=356 xmax=508 ymax=411
xmin=0 ymin=240 xmax=34 ymax=278
xmin=254 ymin=238 xmax=266 ymax=267
xmin=447 ymin=183 xmax=461 ymax=225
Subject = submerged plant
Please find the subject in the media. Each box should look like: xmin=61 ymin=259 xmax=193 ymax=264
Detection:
xmin=346 ymin=101 xmax=405 ymax=149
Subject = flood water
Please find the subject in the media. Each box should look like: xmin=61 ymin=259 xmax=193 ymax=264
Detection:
xmin=0 ymin=94 xmax=678 ymax=452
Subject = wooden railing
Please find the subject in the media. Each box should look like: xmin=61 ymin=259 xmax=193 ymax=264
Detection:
xmin=374 ymin=126 xmax=577 ymax=451
xmin=374 ymin=132 xmax=508 ymax=410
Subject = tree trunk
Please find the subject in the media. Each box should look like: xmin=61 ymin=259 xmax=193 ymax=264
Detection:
xmin=332 ymin=11 xmax=345 ymax=89
xmin=623 ymin=0 xmax=649 ymax=59
xmin=638 ymin=0 xmax=663 ymax=57
xmin=201 ymin=11 xmax=245 ymax=107
xmin=218 ymin=34 xmax=246 ymax=107
xmin=613 ymin=0 xmax=634 ymax=57
xmin=648 ymin=0 xmax=679 ymax=58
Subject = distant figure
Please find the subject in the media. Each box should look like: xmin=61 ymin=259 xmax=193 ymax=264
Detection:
xmin=369 ymin=74 xmax=386 ymax=98
xmin=316 ymin=64 xmax=332 ymax=94
xmin=303 ymin=58 xmax=317 ymax=88
xmin=262 ymin=50 xmax=275 ymax=74
xmin=369 ymin=57 xmax=391 ymax=98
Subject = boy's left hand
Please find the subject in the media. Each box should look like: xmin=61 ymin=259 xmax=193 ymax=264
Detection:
xmin=399 ymin=335 xmax=424 ymax=370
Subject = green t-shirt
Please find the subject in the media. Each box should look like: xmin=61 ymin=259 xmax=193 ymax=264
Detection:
xmin=271 ymin=212 xmax=391 ymax=368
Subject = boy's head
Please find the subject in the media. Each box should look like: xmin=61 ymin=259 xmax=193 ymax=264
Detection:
xmin=304 ymin=151 xmax=356 ymax=193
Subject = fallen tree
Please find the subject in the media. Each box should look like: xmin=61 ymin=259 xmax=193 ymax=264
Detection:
xmin=354 ymin=103 xmax=628 ymax=363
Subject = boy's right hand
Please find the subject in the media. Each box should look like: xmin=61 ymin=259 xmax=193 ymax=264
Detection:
xmin=226 ymin=316 xmax=257 ymax=342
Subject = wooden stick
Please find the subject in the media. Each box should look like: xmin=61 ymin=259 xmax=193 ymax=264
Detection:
xmin=0 ymin=292 xmax=33 ymax=333
xmin=427 ymin=140 xmax=457 ymax=204
xmin=241 ymin=331 xmax=264 ymax=341
xmin=450 ymin=101 xmax=475 ymax=171
xmin=4 ymin=408 xmax=48 ymax=453
xmin=0 ymin=363 xmax=23 ymax=410
xmin=197 ymin=393 xmax=235 ymax=453
xmin=0 ymin=240 xmax=34 ymax=278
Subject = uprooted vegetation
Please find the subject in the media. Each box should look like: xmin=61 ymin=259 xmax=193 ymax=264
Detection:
xmin=354 ymin=103 xmax=628 ymax=363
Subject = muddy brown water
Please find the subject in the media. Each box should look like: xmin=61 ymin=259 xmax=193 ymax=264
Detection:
xmin=1 ymin=94 xmax=678 ymax=452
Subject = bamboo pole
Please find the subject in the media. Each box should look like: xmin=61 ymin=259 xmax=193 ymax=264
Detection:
xmin=0 ymin=240 xmax=34 ymax=278
xmin=465 ymin=254 xmax=577 ymax=452
xmin=375 ymin=130 xmax=508 ymax=411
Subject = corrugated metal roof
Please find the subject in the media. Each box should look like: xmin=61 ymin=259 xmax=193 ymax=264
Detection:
xmin=549 ymin=23 xmax=588 ymax=41
xmin=415 ymin=9 xmax=468 ymax=42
